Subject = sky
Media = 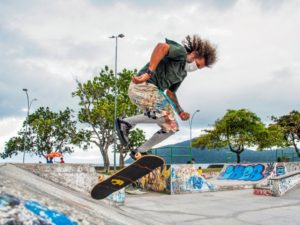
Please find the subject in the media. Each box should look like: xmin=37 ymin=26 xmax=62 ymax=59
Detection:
xmin=0 ymin=0 xmax=300 ymax=164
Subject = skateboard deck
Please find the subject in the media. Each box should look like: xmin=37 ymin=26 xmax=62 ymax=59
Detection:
xmin=91 ymin=155 xmax=164 ymax=199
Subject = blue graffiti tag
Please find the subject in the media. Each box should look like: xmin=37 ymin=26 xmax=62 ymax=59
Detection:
xmin=220 ymin=164 xmax=265 ymax=181
xmin=25 ymin=201 xmax=78 ymax=225
xmin=276 ymin=166 xmax=285 ymax=176
xmin=187 ymin=176 xmax=203 ymax=190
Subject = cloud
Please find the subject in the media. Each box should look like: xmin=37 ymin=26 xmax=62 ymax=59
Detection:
xmin=0 ymin=117 xmax=23 ymax=153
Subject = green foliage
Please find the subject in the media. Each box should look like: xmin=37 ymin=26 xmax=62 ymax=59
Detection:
xmin=1 ymin=107 xmax=77 ymax=159
xmin=271 ymin=110 xmax=300 ymax=157
xmin=128 ymin=128 xmax=147 ymax=152
xmin=193 ymin=109 xmax=266 ymax=163
xmin=257 ymin=124 xmax=285 ymax=150
xmin=2 ymin=137 xmax=24 ymax=159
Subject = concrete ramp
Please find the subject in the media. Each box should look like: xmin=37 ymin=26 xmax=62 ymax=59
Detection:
xmin=0 ymin=163 xmax=159 ymax=225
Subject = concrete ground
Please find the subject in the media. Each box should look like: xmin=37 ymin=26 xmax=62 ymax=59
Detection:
xmin=1 ymin=163 xmax=300 ymax=225
xmin=119 ymin=187 xmax=300 ymax=225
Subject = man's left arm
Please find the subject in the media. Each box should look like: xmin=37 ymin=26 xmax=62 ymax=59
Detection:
xmin=166 ymin=90 xmax=190 ymax=121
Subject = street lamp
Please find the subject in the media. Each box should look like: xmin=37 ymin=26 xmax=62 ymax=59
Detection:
xmin=189 ymin=109 xmax=200 ymax=147
xmin=22 ymin=88 xmax=37 ymax=163
xmin=109 ymin=34 xmax=125 ymax=171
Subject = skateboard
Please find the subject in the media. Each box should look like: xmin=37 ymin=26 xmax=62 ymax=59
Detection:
xmin=91 ymin=155 xmax=164 ymax=199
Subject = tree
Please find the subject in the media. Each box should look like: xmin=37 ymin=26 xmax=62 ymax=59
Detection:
xmin=193 ymin=109 xmax=265 ymax=163
xmin=271 ymin=110 xmax=300 ymax=157
xmin=256 ymin=124 xmax=285 ymax=150
xmin=1 ymin=107 xmax=77 ymax=161
xmin=72 ymin=66 xmax=143 ymax=171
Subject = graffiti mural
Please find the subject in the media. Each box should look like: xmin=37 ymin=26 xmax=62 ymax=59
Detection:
xmin=137 ymin=164 xmax=216 ymax=194
xmin=265 ymin=163 xmax=276 ymax=177
xmin=0 ymin=193 xmax=78 ymax=225
xmin=171 ymin=165 xmax=216 ymax=194
xmin=107 ymin=188 xmax=125 ymax=203
xmin=219 ymin=164 xmax=267 ymax=181
xmin=25 ymin=201 xmax=78 ymax=225
xmin=138 ymin=165 xmax=171 ymax=193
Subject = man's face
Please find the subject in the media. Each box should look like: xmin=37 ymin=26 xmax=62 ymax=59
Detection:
xmin=195 ymin=57 xmax=206 ymax=69
xmin=187 ymin=51 xmax=206 ymax=69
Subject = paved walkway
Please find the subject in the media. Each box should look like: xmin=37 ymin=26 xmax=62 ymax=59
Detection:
xmin=120 ymin=187 xmax=300 ymax=225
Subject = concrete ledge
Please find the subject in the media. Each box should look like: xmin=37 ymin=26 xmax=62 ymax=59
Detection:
xmin=270 ymin=170 xmax=300 ymax=180
xmin=270 ymin=171 xmax=300 ymax=197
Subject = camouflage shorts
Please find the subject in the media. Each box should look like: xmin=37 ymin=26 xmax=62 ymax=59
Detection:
xmin=128 ymin=81 xmax=179 ymax=133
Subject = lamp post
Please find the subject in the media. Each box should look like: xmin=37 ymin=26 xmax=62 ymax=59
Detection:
xmin=22 ymin=88 xmax=37 ymax=163
xmin=109 ymin=34 xmax=125 ymax=171
xmin=189 ymin=109 xmax=200 ymax=147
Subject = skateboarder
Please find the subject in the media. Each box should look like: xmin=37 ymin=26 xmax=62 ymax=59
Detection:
xmin=116 ymin=34 xmax=217 ymax=160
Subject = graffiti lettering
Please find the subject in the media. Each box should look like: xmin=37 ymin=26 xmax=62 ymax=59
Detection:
xmin=220 ymin=164 xmax=265 ymax=181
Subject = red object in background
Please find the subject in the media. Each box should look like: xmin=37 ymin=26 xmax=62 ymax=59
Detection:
xmin=46 ymin=152 xmax=63 ymax=158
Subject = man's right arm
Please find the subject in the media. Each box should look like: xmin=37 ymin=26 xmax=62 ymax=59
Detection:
xmin=148 ymin=43 xmax=170 ymax=71
xmin=132 ymin=43 xmax=169 ymax=84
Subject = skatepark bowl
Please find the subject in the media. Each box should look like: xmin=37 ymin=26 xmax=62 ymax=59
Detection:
xmin=0 ymin=162 xmax=300 ymax=225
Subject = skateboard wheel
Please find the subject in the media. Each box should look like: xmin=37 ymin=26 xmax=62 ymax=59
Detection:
xmin=135 ymin=152 xmax=142 ymax=160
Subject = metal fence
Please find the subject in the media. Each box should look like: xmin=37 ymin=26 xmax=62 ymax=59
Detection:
xmin=151 ymin=146 xmax=193 ymax=164
xmin=276 ymin=149 xmax=300 ymax=162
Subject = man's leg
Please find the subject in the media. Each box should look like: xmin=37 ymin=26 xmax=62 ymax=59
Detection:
xmin=130 ymin=114 xmax=178 ymax=159
xmin=137 ymin=129 xmax=175 ymax=153
xmin=115 ymin=112 xmax=162 ymax=145
xmin=123 ymin=111 xmax=162 ymax=126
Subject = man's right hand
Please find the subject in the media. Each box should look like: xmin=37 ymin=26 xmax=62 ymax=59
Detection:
xmin=132 ymin=73 xmax=151 ymax=84
xmin=179 ymin=112 xmax=190 ymax=121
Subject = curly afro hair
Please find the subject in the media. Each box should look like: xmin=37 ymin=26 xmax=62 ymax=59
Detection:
xmin=182 ymin=34 xmax=217 ymax=67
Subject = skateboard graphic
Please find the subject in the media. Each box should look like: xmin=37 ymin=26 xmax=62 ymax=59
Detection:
xmin=91 ymin=155 xmax=164 ymax=199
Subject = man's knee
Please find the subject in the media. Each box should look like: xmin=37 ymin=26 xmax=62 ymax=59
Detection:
xmin=145 ymin=111 xmax=158 ymax=119
xmin=159 ymin=127 xmax=179 ymax=135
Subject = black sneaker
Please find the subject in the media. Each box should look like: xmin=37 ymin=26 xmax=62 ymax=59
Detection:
xmin=115 ymin=118 xmax=132 ymax=145
xmin=130 ymin=151 xmax=148 ymax=161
